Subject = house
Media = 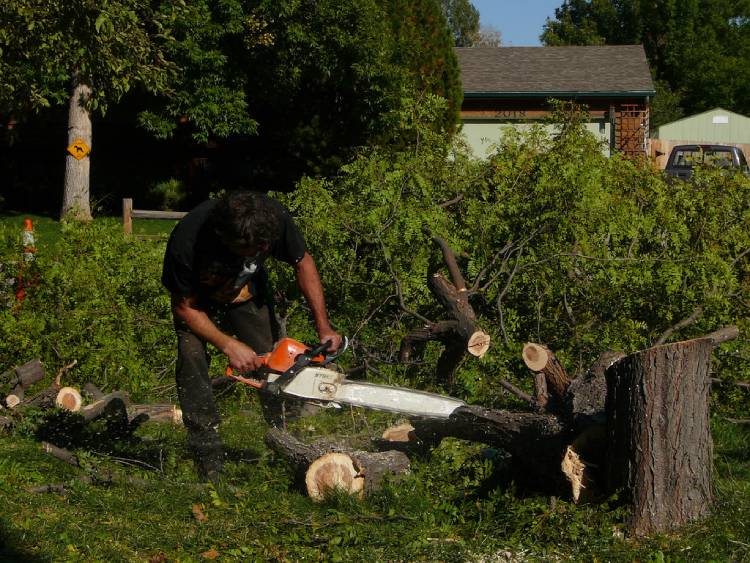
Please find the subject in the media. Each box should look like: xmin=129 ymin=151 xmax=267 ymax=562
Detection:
xmin=651 ymin=108 xmax=750 ymax=169
xmin=456 ymin=45 xmax=655 ymax=158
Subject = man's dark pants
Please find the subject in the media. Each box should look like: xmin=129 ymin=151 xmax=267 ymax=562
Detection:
xmin=174 ymin=297 xmax=279 ymax=479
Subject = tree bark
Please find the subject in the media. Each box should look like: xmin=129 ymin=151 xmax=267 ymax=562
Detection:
xmin=605 ymin=338 xmax=714 ymax=536
xmin=408 ymin=405 xmax=570 ymax=490
xmin=62 ymin=78 xmax=93 ymax=221
xmin=264 ymin=427 xmax=410 ymax=499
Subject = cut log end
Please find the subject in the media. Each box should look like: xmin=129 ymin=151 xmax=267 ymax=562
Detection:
xmin=55 ymin=387 xmax=82 ymax=412
xmin=467 ymin=331 xmax=491 ymax=358
xmin=305 ymin=452 xmax=364 ymax=500
xmin=522 ymin=343 xmax=550 ymax=371
xmin=5 ymin=385 xmax=23 ymax=408
xmin=381 ymin=423 xmax=415 ymax=442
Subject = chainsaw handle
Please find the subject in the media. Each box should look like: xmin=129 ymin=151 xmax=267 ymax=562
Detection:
xmin=224 ymin=366 xmax=265 ymax=389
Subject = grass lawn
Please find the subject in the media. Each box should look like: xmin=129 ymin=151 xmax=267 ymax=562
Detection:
xmin=0 ymin=396 xmax=748 ymax=561
xmin=0 ymin=212 xmax=178 ymax=246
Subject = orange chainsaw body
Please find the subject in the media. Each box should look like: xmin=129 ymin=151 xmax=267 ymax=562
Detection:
xmin=262 ymin=337 xmax=325 ymax=373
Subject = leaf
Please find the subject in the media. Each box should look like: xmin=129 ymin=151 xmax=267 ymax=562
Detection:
xmin=200 ymin=548 xmax=220 ymax=559
xmin=191 ymin=503 xmax=207 ymax=522
xmin=95 ymin=14 xmax=107 ymax=34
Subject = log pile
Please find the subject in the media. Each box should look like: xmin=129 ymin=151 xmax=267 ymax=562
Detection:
xmin=0 ymin=359 xmax=183 ymax=435
xmin=379 ymin=327 xmax=739 ymax=535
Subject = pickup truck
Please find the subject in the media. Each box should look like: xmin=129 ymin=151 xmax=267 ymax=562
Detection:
xmin=664 ymin=144 xmax=749 ymax=180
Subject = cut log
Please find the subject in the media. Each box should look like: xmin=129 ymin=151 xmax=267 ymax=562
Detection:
xmin=1 ymin=359 xmax=44 ymax=388
xmin=264 ymin=427 xmax=410 ymax=499
xmin=5 ymin=384 xmax=24 ymax=408
xmin=127 ymin=404 xmax=183 ymax=425
xmin=398 ymin=237 xmax=490 ymax=384
xmin=55 ymin=387 xmax=82 ymax=412
xmin=605 ymin=338 xmax=714 ymax=536
xmin=80 ymin=393 xmax=130 ymax=422
xmin=381 ymin=423 xmax=415 ymax=442
xmin=522 ymin=343 xmax=571 ymax=406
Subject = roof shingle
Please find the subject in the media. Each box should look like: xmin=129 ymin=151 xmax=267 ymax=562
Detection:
xmin=457 ymin=46 xmax=654 ymax=96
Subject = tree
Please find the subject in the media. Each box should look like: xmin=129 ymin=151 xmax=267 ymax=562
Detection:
xmin=439 ymin=0 xmax=480 ymax=46
xmin=382 ymin=0 xmax=463 ymax=132
xmin=541 ymin=0 xmax=750 ymax=123
xmin=0 ymin=0 xmax=178 ymax=220
xmin=472 ymin=25 xmax=503 ymax=47
xmin=196 ymin=0 xmax=463 ymax=191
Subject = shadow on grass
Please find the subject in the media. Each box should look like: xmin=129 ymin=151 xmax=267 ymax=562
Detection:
xmin=0 ymin=519 xmax=52 ymax=563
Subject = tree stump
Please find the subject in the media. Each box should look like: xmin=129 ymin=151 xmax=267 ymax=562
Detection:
xmin=605 ymin=338 xmax=714 ymax=536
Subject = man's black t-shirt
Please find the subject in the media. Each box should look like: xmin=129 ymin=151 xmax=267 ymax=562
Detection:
xmin=162 ymin=197 xmax=306 ymax=303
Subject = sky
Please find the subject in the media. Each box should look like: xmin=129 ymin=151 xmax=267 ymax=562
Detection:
xmin=471 ymin=0 xmax=563 ymax=46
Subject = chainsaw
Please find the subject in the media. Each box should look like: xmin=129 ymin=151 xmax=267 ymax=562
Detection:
xmin=225 ymin=337 xmax=465 ymax=419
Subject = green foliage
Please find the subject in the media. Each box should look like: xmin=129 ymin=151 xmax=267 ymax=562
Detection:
xmin=0 ymin=412 xmax=748 ymax=560
xmin=145 ymin=178 xmax=187 ymax=211
xmin=279 ymin=99 xmax=750 ymax=413
xmin=0 ymin=220 xmax=173 ymax=396
xmin=382 ymin=0 xmax=463 ymax=133
xmin=439 ymin=0 xmax=480 ymax=47
xmin=137 ymin=0 xmax=259 ymax=143
xmin=0 ymin=0 xmax=176 ymax=114
xmin=541 ymin=0 xmax=750 ymax=120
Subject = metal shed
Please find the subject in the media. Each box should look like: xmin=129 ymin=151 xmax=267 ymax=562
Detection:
xmin=651 ymin=108 xmax=750 ymax=168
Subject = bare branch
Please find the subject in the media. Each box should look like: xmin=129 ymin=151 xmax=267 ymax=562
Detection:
xmin=437 ymin=193 xmax=464 ymax=208
xmin=498 ymin=379 xmax=534 ymax=406
xmin=654 ymin=306 xmax=703 ymax=346
xmin=430 ymin=236 xmax=466 ymax=291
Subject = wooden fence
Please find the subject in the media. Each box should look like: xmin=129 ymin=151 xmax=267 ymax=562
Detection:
xmin=122 ymin=198 xmax=186 ymax=236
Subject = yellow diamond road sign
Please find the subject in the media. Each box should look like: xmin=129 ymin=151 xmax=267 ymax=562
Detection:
xmin=67 ymin=138 xmax=90 ymax=160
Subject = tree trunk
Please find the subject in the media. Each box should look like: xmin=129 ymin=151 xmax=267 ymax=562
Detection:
xmin=408 ymin=405 xmax=571 ymax=491
xmin=62 ymin=78 xmax=93 ymax=221
xmin=264 ymin=427 xmax=410 ymax=499
xmin=605 ymin=338 xmax=714 ymax=536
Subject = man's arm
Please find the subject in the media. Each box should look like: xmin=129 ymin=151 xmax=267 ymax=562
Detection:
xmin=294 ymin=252 xmax=342 ymax=351
xmin=171 ymin=295 xmax=264 ymax=372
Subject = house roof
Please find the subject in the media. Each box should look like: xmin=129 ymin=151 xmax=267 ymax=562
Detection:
xmin=456 ymin=45 xmax=655 ymax=98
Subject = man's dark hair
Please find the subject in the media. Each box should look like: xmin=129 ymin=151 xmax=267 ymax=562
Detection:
xmin=211 ymin=191 xmax=282 ymax=249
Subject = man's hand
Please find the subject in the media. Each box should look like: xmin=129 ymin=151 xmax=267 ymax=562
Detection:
xmin=222 ymin=339 xmax=264 ymax=373
xmin=318 ymin=328 xmax=343 ymax=353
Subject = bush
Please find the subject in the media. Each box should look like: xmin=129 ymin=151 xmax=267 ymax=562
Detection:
xmin=0 ymin=220 xmax=174 ymax=397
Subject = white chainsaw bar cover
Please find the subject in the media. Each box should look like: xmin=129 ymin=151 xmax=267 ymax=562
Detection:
xmin=269 ymin=367 xmax=465 ymax=418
